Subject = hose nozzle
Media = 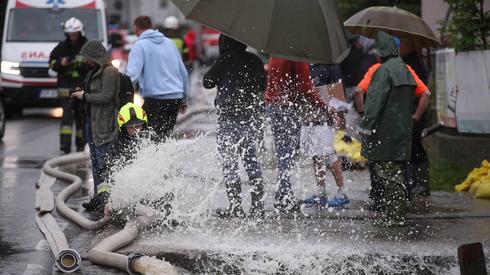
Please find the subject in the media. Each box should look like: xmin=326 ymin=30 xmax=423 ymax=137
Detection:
xmin=56 ymin=249 xmax=81 ymax=273
xmin=127 ymin=252 xmax=145 ymax=275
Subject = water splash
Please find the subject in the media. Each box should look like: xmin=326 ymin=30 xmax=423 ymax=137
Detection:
xmin=108 ymin=136 xmax=471 ymax=274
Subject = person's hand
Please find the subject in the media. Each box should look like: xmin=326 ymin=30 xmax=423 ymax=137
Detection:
xmin=71 ymin=90 xmax=84 ymax=100
xmin=334 ymin=115 xmax=343 ymax=130
xmin=60 ymin=57 xmax=71 ymax=66
xmin=103 ymin=203 xmax=112 ymax=220
xmin=412 ymin=112 xmax=421 ymax=122
xmin=179 ymin=102 xmax=188 ymax=114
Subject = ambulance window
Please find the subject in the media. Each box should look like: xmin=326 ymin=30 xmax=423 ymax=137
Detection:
xmin=7 ymin=8 xmax=103 ymax=42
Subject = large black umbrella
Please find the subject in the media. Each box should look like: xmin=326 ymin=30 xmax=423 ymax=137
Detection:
xmin=173 ymin=0 xmax=350 ymax=63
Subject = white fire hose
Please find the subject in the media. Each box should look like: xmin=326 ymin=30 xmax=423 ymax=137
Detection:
xmin=38 ymin=152 xmax=177 ymax=274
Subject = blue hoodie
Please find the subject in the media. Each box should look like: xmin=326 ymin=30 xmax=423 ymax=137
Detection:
xmin=126 ymin=29 xmax=189 ymax=100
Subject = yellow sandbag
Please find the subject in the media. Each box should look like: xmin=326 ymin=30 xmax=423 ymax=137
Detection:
xmin=334 ymin=131 xmax=366 ymax=163
xmin=469 ymin=179 xmax=482 ymax=194
xmin=455 ymin=160 xmax=490 ymax=192
xmin=473 ymin=174 xmax=490 ymax=199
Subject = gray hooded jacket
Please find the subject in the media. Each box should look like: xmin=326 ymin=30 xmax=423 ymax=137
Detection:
xmin=81 ymin=40 xmax=120 ymax=146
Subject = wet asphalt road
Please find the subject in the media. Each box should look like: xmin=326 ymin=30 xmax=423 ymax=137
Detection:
xmin=0 ymin=70 xmax=207 ymax=274
xmin=0 ymin=109 xmax=62 ymax=274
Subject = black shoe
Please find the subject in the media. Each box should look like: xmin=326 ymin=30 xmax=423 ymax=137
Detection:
xmin=82 ymin=195 xmax=107 ymax=212
xmin=216 ymin=205 xmax=246 ymax=219
xmin=274 ymin=198 xmax=303 ymax=214
xmin=249 ymin=202 xmax=265 ymax=219
xmin=368 ymin=203 xmax=385 ymax=212
xmin=411 ymin=184 xmax=431 ymax=197
xmin=60 ymin=146 xmax=71 ymax=154
xmin=249 ymin=178 xmax=265 ymax=219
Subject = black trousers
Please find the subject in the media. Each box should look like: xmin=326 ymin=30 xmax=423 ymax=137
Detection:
xmin=59 ymin=95 xmax=85 ymax=152
xmin=405 ymin=114 xmax=430 ymax=197
xmin=369 ymin=116 xmax=431 ymax=205
xmin=142 ymin=98 xmax=182 ymax=143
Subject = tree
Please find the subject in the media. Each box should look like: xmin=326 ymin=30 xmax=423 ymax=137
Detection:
xmin=337 ymin=0 xmax=421 ymax=20
xmin=442 ymin=0 xmax=490 ymax=51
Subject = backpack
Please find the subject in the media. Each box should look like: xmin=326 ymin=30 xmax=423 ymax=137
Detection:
xmin=118 ymin=72 xmax=134 ymax=109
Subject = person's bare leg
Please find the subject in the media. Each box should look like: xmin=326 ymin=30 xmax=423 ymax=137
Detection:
xmin=313 ymin=156 xmax=327 ymax=196
xmin=328 ymin=159 xmax=344 ymax=195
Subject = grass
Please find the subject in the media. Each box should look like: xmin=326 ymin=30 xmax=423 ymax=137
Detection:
xmin=429 ymin=159 xmax=469 ymax=192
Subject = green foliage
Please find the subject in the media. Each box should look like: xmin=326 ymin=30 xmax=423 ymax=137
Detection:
xmin=443 ymin=0 xmax=490 ymax=51
xmin=429 ymin=159 xmax=468 ymax=192
xmin=337 ymin=0 xmax=421 ymax=21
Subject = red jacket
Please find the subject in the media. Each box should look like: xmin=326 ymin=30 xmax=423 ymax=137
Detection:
xmin=265 ymin=58 xmax=325 ymax=109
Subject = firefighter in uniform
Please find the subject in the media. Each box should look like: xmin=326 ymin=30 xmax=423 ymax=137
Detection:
xmin=49 ymin=17 xmax=90 ymax=154
xmin=163 ymin=16 xmax=191 ymax=68
xmin=83 ymin=103 xmax=148 ymax=211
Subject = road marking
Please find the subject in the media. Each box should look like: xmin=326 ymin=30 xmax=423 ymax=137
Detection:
xmin=34 ymin=240 xmax=50 ymax=251
xmin=23 ymin=264 xmax=44 ymax=275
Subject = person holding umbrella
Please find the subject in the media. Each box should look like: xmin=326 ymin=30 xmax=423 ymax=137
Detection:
xmin=265 ymin=57 xmax=329 ymax=214
xmin=400 ymin=38 xmax=431 ymax=198
xmin=354 ymin=37 xmax=431 ymax=212
xmin=358 ymin=31 xmax=419 ymax=226
xmin=203 ymin=35 xmax=267 ymax=219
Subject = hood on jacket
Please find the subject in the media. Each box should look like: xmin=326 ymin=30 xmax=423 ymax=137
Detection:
xmin=374 ymin=31 xmax=399 ymax=59
xmin=81 ymin=40 xmax=110 ymax=66
xmin=219 ymin=35 xmax=247 ymax=55
xmin=139 ymin=29 xmax=165 ymax=44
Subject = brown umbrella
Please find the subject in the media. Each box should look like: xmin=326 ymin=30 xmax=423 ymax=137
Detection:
xmin=344 ymin=6 xmax=440 ymax=48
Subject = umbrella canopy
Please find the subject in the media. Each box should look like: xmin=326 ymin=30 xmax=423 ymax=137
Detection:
xmin=344 ymin=6 xmax=440 ymax=48
xmin=173 ymin=0 xmax=350 ymax=64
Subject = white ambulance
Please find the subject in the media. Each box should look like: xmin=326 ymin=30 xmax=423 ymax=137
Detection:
xmin=1 ymin=0 xmax=107 ymax=117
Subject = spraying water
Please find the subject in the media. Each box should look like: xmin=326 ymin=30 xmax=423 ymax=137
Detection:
xmin=106 ymin=134 xmax=480 ymax=274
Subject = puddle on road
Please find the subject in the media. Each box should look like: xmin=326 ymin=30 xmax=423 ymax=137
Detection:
xmin=0 ymin=238 xmax=18 ymax=257
xmin=0 ymin=156 xmax=47 ymax=169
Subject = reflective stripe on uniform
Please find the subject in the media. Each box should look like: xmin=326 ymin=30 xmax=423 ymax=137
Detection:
xmin=58 ymin=88 xmax=70 ymax=98
xmin=76 ymin=129 xmax=84 ymax=138
xmin=171 ymin=38 xmax=185 ymax=56
xmin=70 ymin=70 xmax=80 ymax=78
xmin=96 ymin=185 xmax=111 ymax=195
xmin=60 ymin=126 xmax=73 ymax=135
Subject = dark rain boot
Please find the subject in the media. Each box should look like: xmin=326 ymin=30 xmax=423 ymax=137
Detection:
xmin=82 ymin=193 xmax=109 ymax=213
xmin=216 ymin=180 xmax=246 ymax=219
xmin=368 ymin=161 xmax=385 ymax=212
xmin=249 ymin=177 xmax=265 ymax=219
xmin=410 ymin=161 xmax=431 ymax=197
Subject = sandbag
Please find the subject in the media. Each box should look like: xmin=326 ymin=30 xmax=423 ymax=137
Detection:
xmin=455 ymin=160 xmax=490 ymax=200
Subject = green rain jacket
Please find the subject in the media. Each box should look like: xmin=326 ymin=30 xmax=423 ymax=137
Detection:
xmin=359 ymin=31 xmax=417 ymax=161
xmin=81 ymin=40 xmax=120 ymax=146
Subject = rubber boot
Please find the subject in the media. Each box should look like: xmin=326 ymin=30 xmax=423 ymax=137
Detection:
xmin=409 ymin=161 xmax=431 ymax=197
xmin=249 ymin=177 xmax=265 ymax=219
xmin=82 ymin=192 xmax=109 ymax=213
xmin=216 ymin=180 xmax=245 ymax=219
xmin=368 ymin=161 xmax=385 ymax=212
xmin=273 ymin=191 xmax=302 ymax=215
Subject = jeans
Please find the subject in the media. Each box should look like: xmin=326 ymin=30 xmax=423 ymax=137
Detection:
xmin=85 ymin=120 xmax=112 ymax=193
xmin=266 ymin=105 xmax=301 ymax=202
xmin=217 ymin=116 xmax=262 ymax=184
